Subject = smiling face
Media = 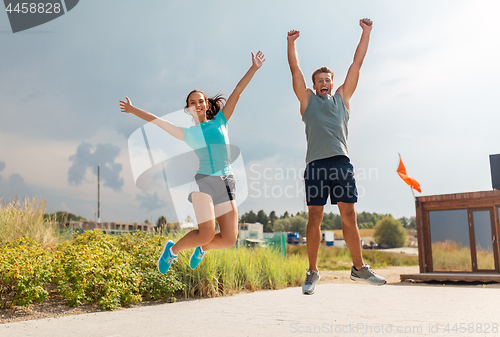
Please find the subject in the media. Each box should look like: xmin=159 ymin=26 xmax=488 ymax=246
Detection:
xmin=313 ymin=72 xmax=333 ymax=97
xmin=186 ymin=91 xmax=209 ymax=123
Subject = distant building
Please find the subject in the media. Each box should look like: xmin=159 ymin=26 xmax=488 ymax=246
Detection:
xmin=238 ymin=222 xmax=264 ymax=246
xmin=406 ymin=229 xmax=418 ymax=247
xmin=179 ymin=221 xmax=197 ymax=230
xmin=322 ymin=229 xmax=364 ymax=248
xmin=179 ymin=215 xmax=197 ymax=230
xmin=286 ymin=232 xmax=302 ymax=245
xmin=58 ymin=221 xmax=155 ymax=233
xmin=321 ymin=230 xmax=335 ymax=246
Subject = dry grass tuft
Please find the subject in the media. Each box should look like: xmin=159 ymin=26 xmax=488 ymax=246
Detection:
xmin=0 ymin=197 xmax=66 ymax=248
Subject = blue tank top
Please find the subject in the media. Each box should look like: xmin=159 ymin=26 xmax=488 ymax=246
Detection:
xmin=183 ymin=111 xmax=233 ymax=176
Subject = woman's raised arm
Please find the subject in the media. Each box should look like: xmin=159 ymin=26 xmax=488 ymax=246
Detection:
xmin=223 ymin=51 xmax=265 ymax=121
xmin=120 ymin=96 xmax=184 ymax=140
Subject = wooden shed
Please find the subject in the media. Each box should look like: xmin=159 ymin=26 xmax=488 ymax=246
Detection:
xmin=401 ymin=190 xmax=500 ymax=282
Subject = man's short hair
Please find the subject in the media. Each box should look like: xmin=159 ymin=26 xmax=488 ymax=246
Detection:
xmin=311 ymin=67 xmax=334 ymax=85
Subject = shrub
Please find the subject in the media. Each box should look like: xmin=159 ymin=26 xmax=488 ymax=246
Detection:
xmin=0 ymin=237 xmax=54 ymax=309
xmin=374 ymin=217 xmax=408 ymax=248
xmin=53 ymin=230 xmax=183 ymax=310
xmin=115 ymin=232 xmax=184 ymax=301
xmin=273 ymin=217 xmax=307 ymax=237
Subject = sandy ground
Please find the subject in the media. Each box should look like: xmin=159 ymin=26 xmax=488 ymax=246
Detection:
xmin=320 ymin=266 xmax=419 ymax=284
xmin=378 ymin=247 xmax=419 ymax=255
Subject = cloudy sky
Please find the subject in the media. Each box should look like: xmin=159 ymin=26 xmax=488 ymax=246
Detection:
xmin=1 ymin=0 xmax=499 ymax=224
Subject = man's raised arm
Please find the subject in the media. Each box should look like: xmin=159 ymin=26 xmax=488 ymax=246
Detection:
xmin=287 ymin=30 xmax=311 ymax=116
xmin=337 ymin=18 xmax=373 ymax=111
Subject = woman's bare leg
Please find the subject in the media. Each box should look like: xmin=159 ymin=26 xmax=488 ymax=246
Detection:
xmin=202 ymin=200 xmax=238 ymax=251
xmin=171 ymin=192 xmax=216 ymax=255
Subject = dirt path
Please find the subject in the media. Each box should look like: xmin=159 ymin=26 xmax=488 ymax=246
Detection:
xmin=320 ymin=266 xmax=419 ymax=284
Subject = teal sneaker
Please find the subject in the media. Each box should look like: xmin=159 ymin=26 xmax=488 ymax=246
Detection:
xmin=189 ymin=246 xmax=207 ymax=269
xmin=157 ymin=240 xmax=177 ymax=274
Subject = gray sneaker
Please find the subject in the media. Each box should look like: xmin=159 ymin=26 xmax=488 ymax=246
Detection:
xmin=302 ymin=270 xmax=321 ymax=295
xmin=350 ymin=265 xmax=387 ymax=285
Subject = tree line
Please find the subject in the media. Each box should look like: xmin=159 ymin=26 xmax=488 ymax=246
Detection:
xmin=44 ymin=211 xmax=87 ymax=222
xmin=45 ymin=210 xmax=414 ymax=248
xmin=240 ymin=210 xmax=415 ymax=248
xmin=240 ymin=209 xmax=415 ymax=229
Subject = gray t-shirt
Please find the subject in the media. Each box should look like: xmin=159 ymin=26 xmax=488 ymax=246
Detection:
xmin=302 ymin=92 xmax=349 ymax=164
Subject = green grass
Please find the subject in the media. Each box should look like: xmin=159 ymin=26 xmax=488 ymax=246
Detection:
xmin=167 ymin=231 xmax=306 ymax=298
xmin=287 ymin=245 xmax=419 ymax=270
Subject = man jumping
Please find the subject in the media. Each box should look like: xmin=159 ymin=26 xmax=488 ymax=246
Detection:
xmin=287 ymin=18 xmax=387 ymax=295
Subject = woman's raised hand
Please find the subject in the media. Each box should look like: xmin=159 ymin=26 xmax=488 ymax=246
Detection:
xmin=251 ymin=51 xmax=265 ymax=70
xmin=119 ymin=96 xmax=134 ymax=113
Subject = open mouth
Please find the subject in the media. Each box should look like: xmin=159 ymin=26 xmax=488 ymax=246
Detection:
xmin=320 ymin=88 xmax=328 ymax=95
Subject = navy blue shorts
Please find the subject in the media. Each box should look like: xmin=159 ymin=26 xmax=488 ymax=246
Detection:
xmin=304 ymin=155 xmax=358 ymax=206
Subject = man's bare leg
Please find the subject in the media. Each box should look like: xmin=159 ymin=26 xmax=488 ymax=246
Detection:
xmin=302 ymin=205 xmax=323 ymax=295
xmin=338 ymin=202 xmax=387 ymax=285
xmin=306 ymin=205 xmax=324 ymax=271
xmin=338 ymin=202 xmax=364 ymax=269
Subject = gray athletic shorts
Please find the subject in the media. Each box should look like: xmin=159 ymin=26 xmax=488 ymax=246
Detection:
xmin=188 ymin=174 xmax=236 ymax=205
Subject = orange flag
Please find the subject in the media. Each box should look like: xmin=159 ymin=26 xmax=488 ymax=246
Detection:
xmin=397 ymin=155 xmax=421 ymax=193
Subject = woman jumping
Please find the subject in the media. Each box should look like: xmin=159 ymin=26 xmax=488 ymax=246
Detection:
xmin=120 ymin=51 xmax=265 ymax=273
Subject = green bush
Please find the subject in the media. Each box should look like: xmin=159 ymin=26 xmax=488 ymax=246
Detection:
xmin=273 ymin=216 xmax=307 ymax=237
xmin=53 ymin=231 xmax=183 ymax=310
xmin=0 ymin=237 xmax=54 ymax=309
xmin=374 ymin=217 xmax=408 ymax=248
xmin=115 ymin=232 xmax=183 ymax=301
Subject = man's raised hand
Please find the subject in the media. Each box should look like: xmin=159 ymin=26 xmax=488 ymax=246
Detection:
xmin=287 ymin=30 xmax=300 ymax=42
xmin=360 ymin=18 xmax=373 ymax=32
